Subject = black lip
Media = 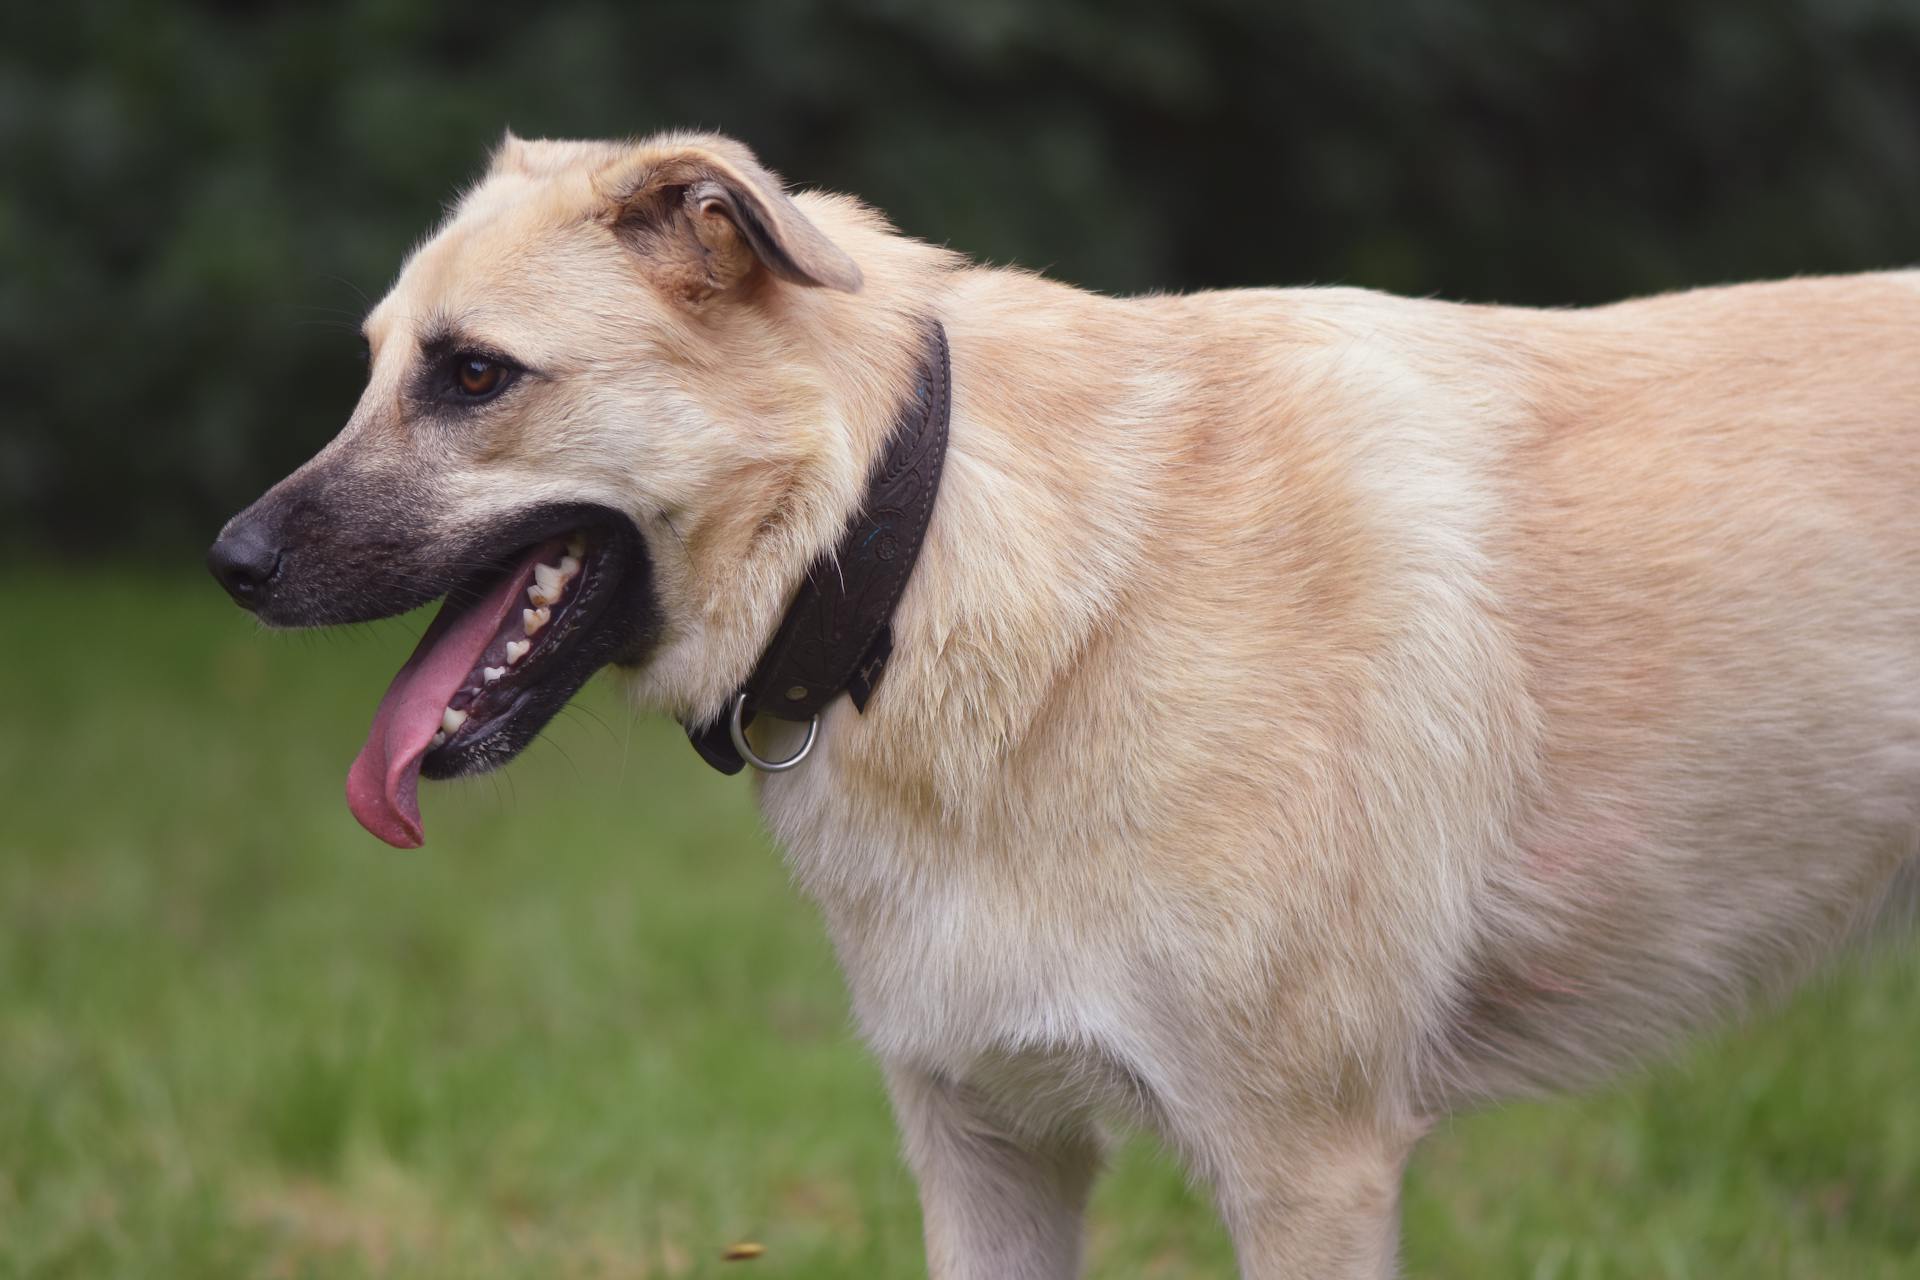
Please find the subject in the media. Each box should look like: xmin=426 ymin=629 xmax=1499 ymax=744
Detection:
xmin=416 ymin=505 xmax=662 ymax=780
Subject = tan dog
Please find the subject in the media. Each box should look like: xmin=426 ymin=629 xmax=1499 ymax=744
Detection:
xmin=209 ymin=131 xmax=1920 ymax=1277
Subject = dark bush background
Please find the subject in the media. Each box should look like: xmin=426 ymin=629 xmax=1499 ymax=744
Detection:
xmin=6 ymin=0 xmax=1919 ymax=554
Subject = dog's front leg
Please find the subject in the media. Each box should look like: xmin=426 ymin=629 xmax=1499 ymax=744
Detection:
xmin=885 ymin=1063 xmax=1102 ymax=1280
xmin=1217 ymin=1139 xmax=1409 ymax=1279
xmin=1187 ymin=1105 xmax=1418 ymax=1280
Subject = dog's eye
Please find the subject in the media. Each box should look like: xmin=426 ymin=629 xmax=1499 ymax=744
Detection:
xmin=414 ymin=344 xmax=525 ymax=410
xmin=455 ymin=356 xmax=509 ymax=399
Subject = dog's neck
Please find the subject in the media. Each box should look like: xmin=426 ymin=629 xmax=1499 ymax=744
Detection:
xmin=638 ymin=217 xmax=1176 ymax=821
xmin=685 ymin=319 xmax=951 ymax=774
xmin=626 ymin=208 xmax=956 ymax=729
xmin=767 ymin=262 xmax=1183 ymax=825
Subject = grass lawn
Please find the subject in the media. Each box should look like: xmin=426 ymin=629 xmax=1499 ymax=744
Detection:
xmin=2 ymin=568 xmax=1915 ymax=1278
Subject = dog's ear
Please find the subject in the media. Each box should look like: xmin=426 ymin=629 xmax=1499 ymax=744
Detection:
xmin=600 ymin=138 xmax=862 ymax=300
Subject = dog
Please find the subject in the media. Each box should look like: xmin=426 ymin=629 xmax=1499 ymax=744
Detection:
xmin=209 ymin=131 xmax=1920 ymax=1277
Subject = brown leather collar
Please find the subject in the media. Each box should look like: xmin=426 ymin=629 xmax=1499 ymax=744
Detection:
xmin=686 ymin=320 xmax=951 ymax=774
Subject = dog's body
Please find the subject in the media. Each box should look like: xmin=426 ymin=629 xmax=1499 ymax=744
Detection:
xmin=212 ymin=133 xmax=1920 ymax=1277
xmin=764 ymin=257 xmax=1920 ymax=1276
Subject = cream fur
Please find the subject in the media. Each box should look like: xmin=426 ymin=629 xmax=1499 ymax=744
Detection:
xmin=350 ymin=131 xmax=1920 ymax=1278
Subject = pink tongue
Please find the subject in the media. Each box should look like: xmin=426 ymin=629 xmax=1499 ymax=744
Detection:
xmin=346 ymin=553 xmax=546 ymax=848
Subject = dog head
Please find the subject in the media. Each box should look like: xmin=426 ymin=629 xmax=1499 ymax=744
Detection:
xmin=208 ymin=131 xmax=916 ymax=847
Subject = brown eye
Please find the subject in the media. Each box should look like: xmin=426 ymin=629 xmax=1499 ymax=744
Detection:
xmin=456 ymin=356 xmax=505 ymax=397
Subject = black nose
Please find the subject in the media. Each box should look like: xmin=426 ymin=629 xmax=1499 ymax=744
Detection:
xmin=207 ymin=521 xmax=282 ymax=609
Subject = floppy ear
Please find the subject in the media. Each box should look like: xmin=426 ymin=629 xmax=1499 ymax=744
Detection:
xmin=602 ymin=139 xmax=862 ymax=300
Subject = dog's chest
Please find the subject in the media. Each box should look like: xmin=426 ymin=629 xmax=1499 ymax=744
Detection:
xmin=758 ymin=774 xmax=1143 ymax=1077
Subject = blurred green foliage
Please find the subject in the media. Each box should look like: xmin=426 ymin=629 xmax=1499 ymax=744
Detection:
xmin=4 ymin=1 xmax=1919 ymax=550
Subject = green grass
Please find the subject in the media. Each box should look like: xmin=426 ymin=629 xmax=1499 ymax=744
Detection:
xmin=1 ymin=569 xmax=1915 ymax=1278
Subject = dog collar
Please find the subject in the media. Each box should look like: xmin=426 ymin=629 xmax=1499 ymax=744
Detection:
xmin=686 ymin=320 xmax=951 ymax=774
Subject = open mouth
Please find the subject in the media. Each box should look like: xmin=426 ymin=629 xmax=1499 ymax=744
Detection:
xmin=345 ymin=509 xmax=657 ymax=849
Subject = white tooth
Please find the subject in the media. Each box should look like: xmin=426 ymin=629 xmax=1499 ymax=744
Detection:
xmin=505 ymin=639 xmax=530 ymax=665
xmin=441 ymin=707 xmax=468 ymax=734
xmin=483 ymin=666 xmax=506 ymax=684
xmin=429 ymin=731 xmax=447 ymax=749
xmin=523 ymin=606 xmax=550 ymax=635
xmin=531 ymin=563 xmax=564 ymax=605
xmin=558 ymin=554 xmax=580 ymax=579
xmin=566 ymin=535 xmax=586 ymax=559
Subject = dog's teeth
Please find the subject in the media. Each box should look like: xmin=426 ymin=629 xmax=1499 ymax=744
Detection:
xmin=441 ymin=707 xmax=468 ymax=734
xmin=505 ymin=639 xmax=530 ymax=665
xmin=523 ymin=606 xmax=550 ymax=635
xmin=429 ymin=731 xmax=447 ymax=750
xmin=566 ymin=535 xmax=586 ymax=559
xmin=558 ymin=554 xmax=580 ymax=579
xmin=530 ymin=563 xmax=564 ymax=606
xmin=483 ymin=666 xmax=506 ymax=684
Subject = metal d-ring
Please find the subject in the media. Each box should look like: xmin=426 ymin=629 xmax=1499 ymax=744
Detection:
xmin=728 ymin=692 xmax=819 ymax=772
